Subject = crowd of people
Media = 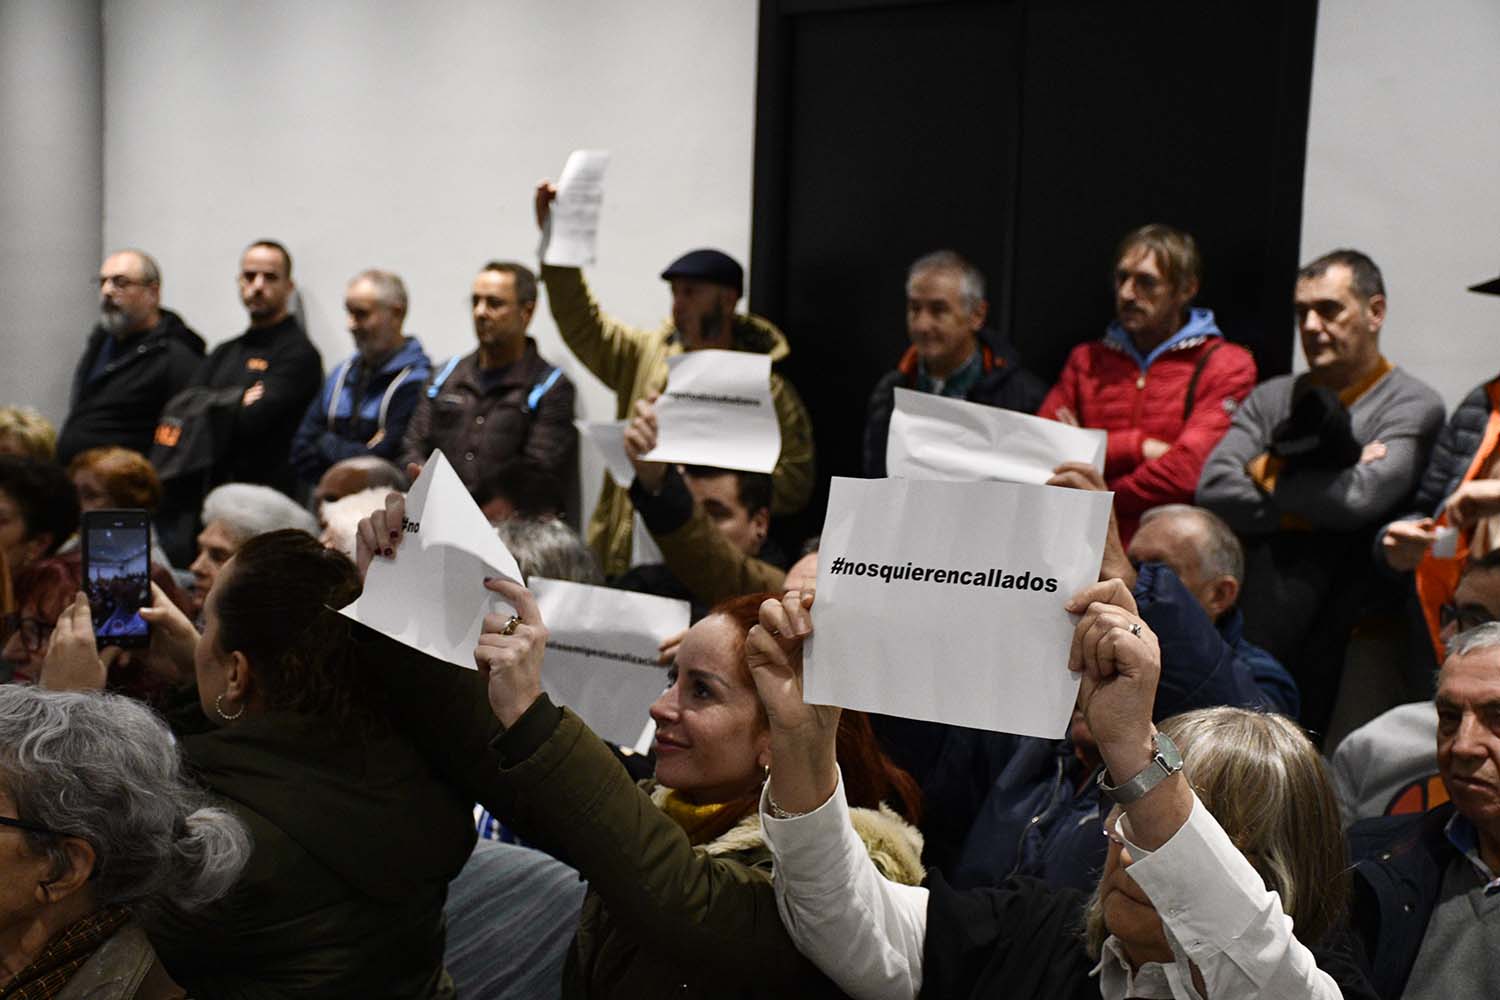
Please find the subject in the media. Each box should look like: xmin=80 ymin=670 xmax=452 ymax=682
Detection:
xmin=0 ymin=180 xmax=1497 ymax=999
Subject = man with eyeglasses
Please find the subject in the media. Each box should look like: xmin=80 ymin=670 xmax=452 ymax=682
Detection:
xmin=1333 ymin=551 xmax=1500 ymax=827
xmin=55 ymin=249 xmax=205 ymax=464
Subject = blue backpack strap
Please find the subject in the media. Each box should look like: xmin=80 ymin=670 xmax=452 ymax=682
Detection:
xmin=526 ymin=366 xmax=564 ymax=413
xmin=425 ymin=356 xmax=462 ymax=399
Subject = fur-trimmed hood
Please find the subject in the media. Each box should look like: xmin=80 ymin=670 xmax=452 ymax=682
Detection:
xmin=649 ymin=784 xmax=926 ymax=887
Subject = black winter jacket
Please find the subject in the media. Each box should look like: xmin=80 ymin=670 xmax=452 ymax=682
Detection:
xmin=186 ymin=314 xmax=323 ymax=494
xmin=57 ymin=309 xmax=205 ymax=463
xmin=1348 ymin=803 xmax=1458 ymax=999
xmin=1406 ymin=378 xmax=1497 ymax=519
xmin=863 ymin=328 xmax=1048 ymax=478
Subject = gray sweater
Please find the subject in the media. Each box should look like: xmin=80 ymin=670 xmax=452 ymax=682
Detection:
xmin=1197 ymin=367 xmax=1445 ymax=535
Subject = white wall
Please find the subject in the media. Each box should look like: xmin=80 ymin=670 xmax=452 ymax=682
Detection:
xmin=1300 ymin=0 xmax=1500 ymax=409
xmin=0 ymin=0 xmax=103 ymax=425
xmin=101 ymin=0 xmax=759 ymax=523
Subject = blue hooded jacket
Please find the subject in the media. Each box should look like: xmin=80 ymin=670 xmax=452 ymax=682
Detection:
xmin=1104 ymin=306 xmax=1222 ymax=372
xmin=291 ymin=336 xmax=432 ymax=482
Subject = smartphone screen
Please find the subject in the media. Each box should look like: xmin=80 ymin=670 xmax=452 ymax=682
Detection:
xmin=82 ymin=510 xmax=152 ymax=649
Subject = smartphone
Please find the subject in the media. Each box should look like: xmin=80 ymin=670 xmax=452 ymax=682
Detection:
xmin=81 ymin=509 xmax=153 ymax=649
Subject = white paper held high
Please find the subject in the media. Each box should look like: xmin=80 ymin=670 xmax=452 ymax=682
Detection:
xmin=340 ymin=451 xmax=522 ymax=670
xmin=805 ymin=476 xmax=1112 ymax=738
xmin=643 ymin=350 xmax=780 ymax=473
xmin=539 ymin=149 xmax=610 ymax=268
xmin=887 ymin=388 xmax=1106 ymax=483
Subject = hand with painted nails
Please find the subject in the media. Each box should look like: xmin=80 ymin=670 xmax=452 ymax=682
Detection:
xmin=355 ymin=490 xmax=408 ymax=580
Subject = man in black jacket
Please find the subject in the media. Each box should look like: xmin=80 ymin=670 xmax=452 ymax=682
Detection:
xmin=57 ymin=249 xmax=204 ymax=464
xmin=863 ymin=250 xmax=1046 ymax=477
xmin=186 ymin=240 xmax=323 ymax=493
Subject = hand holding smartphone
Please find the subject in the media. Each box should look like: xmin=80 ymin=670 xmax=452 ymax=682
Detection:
xmin=80 ymin=509 xmax=153 ymax=649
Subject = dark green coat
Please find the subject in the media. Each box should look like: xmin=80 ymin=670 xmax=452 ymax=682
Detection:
xmin=493 ymin=699 xmax=849 ymax=999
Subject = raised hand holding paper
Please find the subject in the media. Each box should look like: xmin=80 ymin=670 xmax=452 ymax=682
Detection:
xmin=539 ymin=149 xmax=610 ymax=267
xmin=531 ymin=578 xmax=688 ymax=752
xmin=806 ymin=476 xmax=1112 ymax=737
xmin=642 ymin=350 xmax=780 ymax=473
xmin=340 ymin=451 xmax=522 ymax=670
xmin=887 ymin=387 xmax=1106 ymax=483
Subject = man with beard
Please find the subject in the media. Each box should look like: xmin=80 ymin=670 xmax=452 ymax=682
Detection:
xmin=178 ymin=240 xmax=323 ymax=494
xmin=400 ymin=261 xmax=577 ymax=518
xmin=1040 ymin=224 xmax=1256 ymax=544
xmin=56 ymin=249 xmax=204 ymax=464
xmin=534 ymin=181 xmax=815 ymax=578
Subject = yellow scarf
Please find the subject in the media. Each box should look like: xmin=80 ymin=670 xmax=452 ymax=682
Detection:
xmin=658 ymin=789 xmax=735 ymax=845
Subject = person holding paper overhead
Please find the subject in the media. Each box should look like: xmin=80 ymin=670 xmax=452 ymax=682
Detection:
xmin=535 ymin=181 xmax=815 ymax=578
xmin=864 ymin=250 xmax=1047 ymax=477
xmin=1040 ymin=224 xmax=1256 ymax=544
xmin=615 ymin=394 xmax=788 ymax=612
xmin=458 ymin=579 xmax=922 ymax=997
xmin=746 ymin=588 xmax=1377 ymax=1000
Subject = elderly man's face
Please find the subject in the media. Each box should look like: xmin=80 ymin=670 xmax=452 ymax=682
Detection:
xmin=1295 ymin=264 xmax=1384 ymax=385
xmin=1435 ymin=646 xmax=1500 ymax=842
xmin=907 ymin=268 xmax=984 ymax=379
xmin=1127 ymin=513 xmax=1234 ymax=620
xmin=670 ymin=279 xmax=735 ymax=350
xmin=1114 ymin=244 xmax=1193 ymax=347
xmin=344 ymin=278 xmax=405 ymax=364
xmin=238 ymin=245 xmax=294 ymax=327
xmin=98 ymin=251 xmax=159 ymax=337
xmin=187 ymin=520 xmax=238 ymax=616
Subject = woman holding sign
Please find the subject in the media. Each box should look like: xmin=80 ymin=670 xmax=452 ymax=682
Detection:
xmin=354 ymin=488 xmax=927 ymax=998
xmin=745 ymin=584 xmax=1378 ymax=1000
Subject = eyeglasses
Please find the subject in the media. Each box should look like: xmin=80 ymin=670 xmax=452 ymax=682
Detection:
xmin=1440 ymin=603 xmax=1497 ymax=634
xmin=98 ymin=275 xmax=153 ymax=291
xmin=0 ymin=814 xmax=70 ymax=838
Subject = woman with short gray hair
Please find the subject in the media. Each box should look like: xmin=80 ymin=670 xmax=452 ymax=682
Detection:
xmin=0 ymin=685 xmax=248 ymax=998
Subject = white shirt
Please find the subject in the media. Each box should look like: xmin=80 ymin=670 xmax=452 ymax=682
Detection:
xmin=760 ymin=773 xmax=1344 ymax=1000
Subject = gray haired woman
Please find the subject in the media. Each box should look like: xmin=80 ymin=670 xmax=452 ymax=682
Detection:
xmin=0 ymin=686 xmax=248 ymax=999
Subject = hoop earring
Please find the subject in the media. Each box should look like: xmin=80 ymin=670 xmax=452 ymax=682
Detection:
xmin=215 ymin=693 xmax=245 ymax=722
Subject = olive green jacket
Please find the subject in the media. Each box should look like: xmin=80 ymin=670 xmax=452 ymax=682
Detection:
xmin=542 ymin=265 xmax=816 ymax=577
xmin=493 ymin=699 xmax=924 ymax=999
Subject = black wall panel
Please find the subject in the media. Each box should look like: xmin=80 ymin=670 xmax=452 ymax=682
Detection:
xmin=752 ymin=0 xmax=1318 ymax=539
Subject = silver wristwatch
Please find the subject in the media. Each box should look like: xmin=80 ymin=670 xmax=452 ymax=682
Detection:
xmin=1095 ymin=731 xmax=1183 ymax=804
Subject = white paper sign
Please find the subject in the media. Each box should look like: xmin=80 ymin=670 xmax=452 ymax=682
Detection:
xmin=340 ymin=451 xmax=522 ymax=670
xmin=531 ymin=578 xmax=687 ymax=751
xmin=575 ymin=419 xmax=637 ymax=487
xmin=643 ymin=350 xmax=780 ymax=473
xmin=539 ymin=149 xmax=611 ymax=267
xmin=805 ymin=476 xmax=1112 ymax=737
xmin=887 ymin=388 xmax=1106 ymax=483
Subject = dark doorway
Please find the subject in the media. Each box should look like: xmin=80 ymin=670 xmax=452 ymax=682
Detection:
xmin=752 ymin=0 xmax=1318 ymax=542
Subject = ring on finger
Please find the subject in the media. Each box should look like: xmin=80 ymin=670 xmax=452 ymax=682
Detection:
xmin=1128 ymin=621 xmax=1143 ymax=638
xmin=500 ymin=615 xmax=521 ymax=636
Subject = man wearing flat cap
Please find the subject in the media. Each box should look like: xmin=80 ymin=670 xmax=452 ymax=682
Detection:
xmin=535 ymin=181 xmax=814 ymax=578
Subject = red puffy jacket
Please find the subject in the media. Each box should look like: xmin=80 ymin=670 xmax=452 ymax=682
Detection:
xmin=1040 ymin=335 xmax=1257 ymax=541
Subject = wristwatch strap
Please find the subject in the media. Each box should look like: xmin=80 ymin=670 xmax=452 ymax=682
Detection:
xmin=1096 ymin=730 xmax=1183 ymax=805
